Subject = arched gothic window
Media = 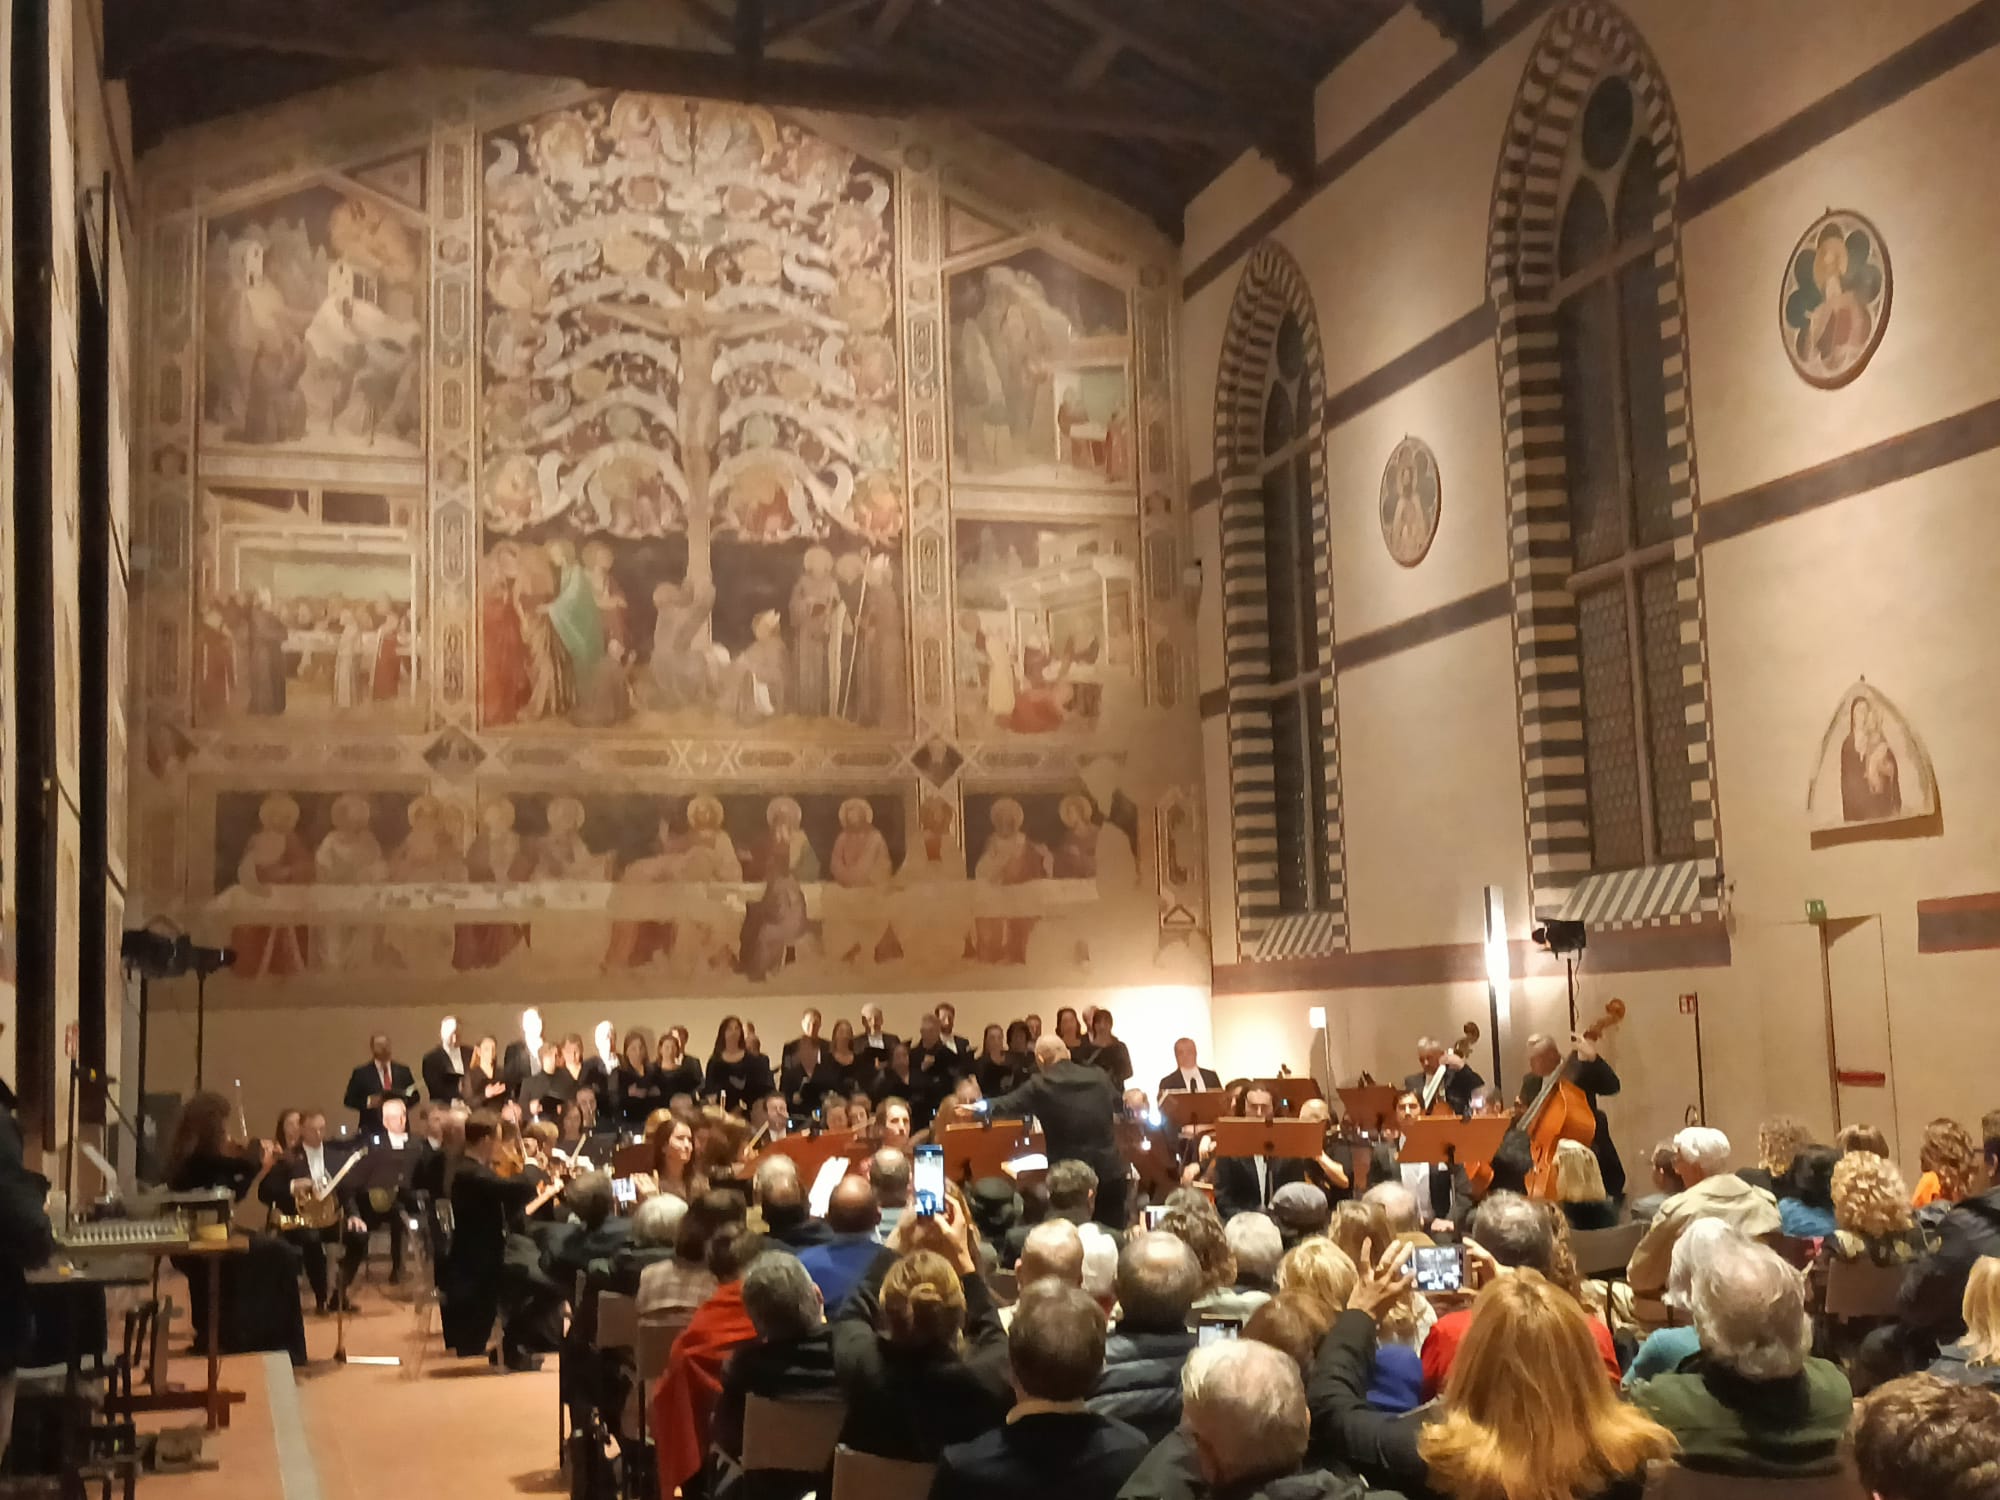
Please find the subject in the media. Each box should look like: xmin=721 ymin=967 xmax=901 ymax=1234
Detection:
xmin=1490 ymin=4 xmax=1721 ymax=924
xmin=1213 ymin=246 xmax=1344 ymax=958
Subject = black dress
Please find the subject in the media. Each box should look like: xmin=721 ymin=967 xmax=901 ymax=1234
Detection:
xmin=975 ymin=1053 xmax=1026 ymax=1101
xmin=780 ymin=1044 xmax=840 ymax=1116
xmin=655 ymin=1057 xmax=704 ymax=1103
xmin=439 ymin=1160 xmax=542 ymax=1357
xmin=168 ymin=1152 xmax=308 ymax=1365
xmin=704 ymin=1050 xmax=776 ymax=1112
xmin=614 ymin=1063 xmax=666 ymax=1130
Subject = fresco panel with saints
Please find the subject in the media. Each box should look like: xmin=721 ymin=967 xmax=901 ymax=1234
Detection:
xmin=478 ymin=96 xmax=909 ymax=737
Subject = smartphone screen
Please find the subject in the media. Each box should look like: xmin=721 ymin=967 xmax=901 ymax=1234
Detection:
xmin=612 ymin=1176 xmax=637 ymax=1209
xmin=1197 ymin=1320 xmax=1239 ymax=1347
xmin=913 ymin=1144 xmax=946 ymax=1217
xmin=1142 ymin=1204 xmax=1169 ymax=1230
xmin=1411 ymin=1244 xmax=1464 ymax=1294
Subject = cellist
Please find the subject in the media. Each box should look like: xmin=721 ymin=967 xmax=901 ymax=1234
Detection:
xmin=1516 ymin=1030 xmax=1626 ymax=1199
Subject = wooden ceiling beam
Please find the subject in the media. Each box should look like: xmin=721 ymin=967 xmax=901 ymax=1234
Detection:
xmin=134 ymin=0 xmax=1246 ymax=142
xmin=763 ymin=0 xmax=874 ymax=44
xmin=868 ymin=0 xmax=918 ymax=46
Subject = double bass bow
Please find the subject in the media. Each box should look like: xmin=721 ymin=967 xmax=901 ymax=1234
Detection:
xmin=1518 ymin=999 xmax=1625 ymax=1199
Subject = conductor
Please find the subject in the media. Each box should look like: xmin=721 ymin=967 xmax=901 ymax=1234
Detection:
xmin=983 ymin=1035 xmax=1126 ymax=1229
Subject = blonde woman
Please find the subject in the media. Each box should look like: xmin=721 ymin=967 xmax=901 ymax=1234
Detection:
xmin=1914 ymin=1118 xmax=1977 ymax=1209
xmin=1747 ymin=1116 xmax=1812 ymax=1195
xmin=1276 ymin=1238 xmax=1360 ymax=1315
xmin=1556 ymin=1138 xmax=1619 ymax=1231
xmin=1314 ymin=1244 xmax=1671 ymax=1498
xmin=1828 ymin=1151 xmax=1927 ymax=1265
xmin=1928 ymin=1258 xmax=2000 ymax=1391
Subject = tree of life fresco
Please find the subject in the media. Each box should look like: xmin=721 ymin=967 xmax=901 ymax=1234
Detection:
xmin=480 ymin=96 xmax=907 ymax=735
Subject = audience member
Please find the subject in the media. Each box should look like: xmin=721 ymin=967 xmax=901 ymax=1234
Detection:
xmin=1554 ymin=1138 xmax=1619 ymax=1231
xmin=1244 ymin=1293 xmax=1332 ymax=1377
xmin=1158 ymin=1203 xmax=1233 ymax=1299
xmin=1925 ymin=1257 xmax=2000 ymax=1391
xmin=1360 ymin=1181 xmax=1426 ymax=1243
xmin=1828 ymin=1150 xmax=1926 ymax=1265
xmin=1778 ymin=1144 xmax=1839 ymax=1238
xmin=1837 ymin=1123 xmax=1890 ymax=1158
xmin=752 ymin=1154 xmax=832 ymax=1252
xmin=1912 ymin=1116 xmax=1976 ymax=1209
xmin=1270 ymin=1182 xmax=1331 ymax=1247
xmin=1181 ymin=1341 xmax=1354 ymax=1500
xmin=1003 ymin=1159 xmax=1103 ymax=1269
xmin=930 ymin=1282 xmax=1149 ymax=1500
xmin=830 ymin=1204 xmax=1010 ymax=1462
xmin=1202 ymin=1212 xmax=1280 ymax=1320
xmin=652 ymin=1228 xmax=767 ymax=1496
xmin=637 ymin=1190 xmax=744 ymax=1324
xmin=1900 ymin=1109 xmax=2000 ymax=1349
xmin=1275 ymin=1237 xmax=1358 ymax=1322
xmin=1623 ymin=1218 xmax=1739 ymax=1388
xmin=1627 ymin=1139 xmax=1686 ymax=1225
xmin=1328 ymin=1200 xmax=1393 ymax=1272
xmin=1079 ymin=1223 xmax=1120 ymax=1314
xmin=795 ymin=1175 xmax=882 ymax=1311
xmin=708 ymin=1250 xmax=839 ymax=1499
xmin=605 ymin=1191 xmax=685 ymax=1291
xmin=1012 ymin=1219 xmax=1084 ymax=1299
xmin=870 ymin=1146 xmax=912 ymax=1241
xmin=1627 ymin=1127 xmax=1781 ymax=1322
xmin=1089 ymin=1231 xmax=1201 ymax=1442
xmin=1848 ymin=1374 xmax=2000 ymax=1500
xmin=1630 ymin=1235 xmax=1852 ymax=1476
xmin=1740 ymin=1115 xmax=1811 ymax=1196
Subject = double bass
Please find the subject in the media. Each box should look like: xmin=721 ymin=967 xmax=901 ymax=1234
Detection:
xmin=1422 ymin=1022 xmax=1483 ymax=1118
xmin=1518 ymin=999 xmax=1625 ymax=1199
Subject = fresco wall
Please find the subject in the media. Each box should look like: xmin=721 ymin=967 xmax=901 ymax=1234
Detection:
xmin=133 ymin=72 xmax=1204 ymax=1049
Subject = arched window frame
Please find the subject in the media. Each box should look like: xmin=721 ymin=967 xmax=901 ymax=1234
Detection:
xmin=1213 ymin=245 xmax=1346 ymax=959
xmin=1488 ymin=1 xmax=1723 ymax=929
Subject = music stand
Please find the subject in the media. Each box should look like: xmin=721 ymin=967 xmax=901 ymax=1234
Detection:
xmin=1396 ymin=1117 xmax=1511 ymax=1175
xmin=1336 ymin=1085 xmax=1405 ymax=1136
xmin=611 ymin=1141 xmax=655 ymax=1177
xmin=1252 ymin=1077 xmax=1322 ymax=1116
xmin=756 ymin=1129 xmax=857 ymax=1187
xmin=1158 ymin=1090 xmax=1231 ymax=1133
xmin=940 ymin=1120 xmax=1038 ymax=1183
xmin=1211 ymin=1118 xmax=1323 ymax=1162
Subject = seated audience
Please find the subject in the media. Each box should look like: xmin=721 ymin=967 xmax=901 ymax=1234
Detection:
xmin=1849 ymin=1373 xmax=2000 ymax=1500
xmin=1005 ymin=1159 xmax=1103 ymax=1266
xmin=1159 ymin=1203 xmax=1233 ymax=1302
xmin=752 ymin=1155 xmax=831 ymax=1253
xmin=1627 ymin=1127 xmax=1781 ymax=1323
xmin=1012 ymin=1218 xmax=1084 ymax=1301
xmin=708 ymin=1250 xmax=839 ymax=1500
xmin=1360 ymin=1181 xmax=1428 ymax=1243
xmin=1630 ymin=1235 xmax=1852 ymax=1476
xmin=1624 ymin=1219 xmax=1739 ymax=1387
xmin=1328 ymin=1200 xmax=1394 ymax=1272
xmin=1778 ymin=1144 xmax=1840 ymax=1239
xmin=638 ymin=1190 xmax=744 ymax=1325
xmin=1838 ymin=1123 xmax=1891 ymax=1158
xmin=1180 ymin=1341 xmax=1353 ymax=1500
xmin=1627 ymin=1139 xmax=1686 ymax=1225
xmin=1828 ymin=1150 xmax=1927 ymax=1265
xmin=1900 ymin=1109 xmax=2000 ymax=1350
xmin=1310 ymin=1243 xmax=1673 ymax=1500
xmin=1270 ymin=1182 xmax=1331 ymax=1248
xmin=1423 ymin=1192 xmax=1618 ymax=1396
xmin=605 ymin=1193 xmax=686 ymax=1292
xmin=1555 ymin=1138 xmax=1620 ymax=1231
xmin=830 ymin=1202 xmax=1010 ymax=1462
xmin=869 ymin=1146 xmax=912 ymax=1242
xmin=1089 ymin=1231 xmax=1202 ymax=1442
xmin=1201 ymin=1212 xmax=1280 ymax=1320
xmin=1079 ymin=1223 xmax=1120 ymax=1315
xmin=653 ymin=1227 xmax=767 ymax=1498
xmin=547 ymin=1171 xmax=628 ymax=1284
xmin=795 ymin=1175 xmax=882 ymax=1311
xmin=1912 ymin=1116 xmax=1976 ymax=1209
xmin=1926 ymin=1257 xmax=2000 ymax=1390
xmin=1739 ymin=1115 xmax=1811 ymax=1197
xmin=930 ymin=1282 xmax=1149 ymax=1500
xmin=1275 ymin=1237 xmax=1358 ymax=1323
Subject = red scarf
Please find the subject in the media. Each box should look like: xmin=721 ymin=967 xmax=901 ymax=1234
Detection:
xmin=652 ymin=1281 xmax=757 ymax=1492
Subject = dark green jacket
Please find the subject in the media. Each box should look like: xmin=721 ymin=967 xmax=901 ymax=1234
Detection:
xmin=1631 ymin=1353 xmax=1852 ymax=1476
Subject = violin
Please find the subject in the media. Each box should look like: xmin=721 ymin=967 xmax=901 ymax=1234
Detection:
xmin=1519 ymin=999 xmax=1626 ymax=1199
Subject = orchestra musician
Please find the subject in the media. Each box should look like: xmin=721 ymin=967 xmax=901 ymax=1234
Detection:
xmin=344 ymin=1032 xmax=420 ymax=1137
xmin=263 ymin=1108 xmax=370 ymax=1313
xmin=361 ymin=1097 xmax=425 ymax=1283
xmin=1402 ymin=1035 xmax=1482 ymax=1119
xmin=1210 ymin=1086 xmax=1308 ymax=1219
xmin=984 ymin=1036 xmax=1127 ymax=1228
xmin=1517 ymin=1029 xmax=1626 ymax=1198
xmin=439 ymin=1111 xmax=560 ymax=1370
xmin=420 ymin=1015 xmax=467 ymax=1103
xmin=1158 ymin=1037 xmax=1222 ymax=1096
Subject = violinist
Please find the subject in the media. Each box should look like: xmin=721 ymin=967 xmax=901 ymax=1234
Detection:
xmin=439 ymin=1111 xmax=559 ymax=1371
xmin=1403 ymin=1035 xmax=1482 ymax=1118
xmin=1516 ymin=1030 xmax=1626 ymax=1199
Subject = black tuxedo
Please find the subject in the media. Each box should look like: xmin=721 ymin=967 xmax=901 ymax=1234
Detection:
xmin=343 ymin=1059 xmax=419 ymax=1136
xmin=501 ymin=1039 xmax=546 ymax=1100
xmin=1401 ymin=1062 xmax=1482 ymax=1119
xmin=1157 ymin=1066 xmax=1222 ymax=1096
xmin=263 ymin=1141 xmax=370 ymax=1310
xmin=933 ymin=1409 xmax=1151 ymax=1500
xmin=1212 ymin=1153 xmax=1308 ymax=1221
xmin=985 ymin=1061 xmax=1125 ymax=1227
xmin=1515 ymin=1056 xmax=1625 ymax=1198
xmin=420 ymin=1044 xmax=467 ymax=1103
xmin=856 ymin=1031 xmax=900 ymax=1072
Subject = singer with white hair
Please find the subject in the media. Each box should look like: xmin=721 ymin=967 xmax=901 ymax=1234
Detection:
xmin=421 ymin=1015 xmax=466 ymax=1103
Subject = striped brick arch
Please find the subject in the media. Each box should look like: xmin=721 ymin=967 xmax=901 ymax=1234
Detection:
xmin=1212 ymin=244 xmax=1346 ymax=960
xmin=1488 ymin=0 xmax=1723 ymax=928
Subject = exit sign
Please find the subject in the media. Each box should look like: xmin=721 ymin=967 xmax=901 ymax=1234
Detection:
xmin=1805 ymin=899 xmax=1827 ymax=924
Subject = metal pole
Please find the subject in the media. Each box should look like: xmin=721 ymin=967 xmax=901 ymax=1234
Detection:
xmin=195 ymin=970 xmax=207 ymax=1093
xmin=1691 ymin=994 xmax=1708 ymax=1126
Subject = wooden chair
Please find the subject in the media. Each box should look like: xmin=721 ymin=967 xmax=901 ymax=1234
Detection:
xmin=1822 ymin=1257 xmax=1904 ymax=1320
xmin=742 ymin=1394 xmax=847 ymax=1473
xmin=831 ymin=1445 xmax=936 ymax=1500
xmin=1645 ymin=1462 xmax=1867 ymax=1499
xmin=596 ymin=1292 xmax=639 ymax=1354
xmin=1570 ymin=1221 xmax=1646 ymax=1278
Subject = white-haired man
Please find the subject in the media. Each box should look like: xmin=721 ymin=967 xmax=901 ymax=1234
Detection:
xmin=1627 ymin=1126 xmax=1781 ymax=1325
xmin=1181 ymin=1340 xmax=1351 ymax=1498
xmin=985 ymin=1037 xmax=1126 ymax=1227
xmin=420 ymin=1015 xmax=466 ymax=1103
xmin=1631 ymin=1235 xmax=1853 ymax=1476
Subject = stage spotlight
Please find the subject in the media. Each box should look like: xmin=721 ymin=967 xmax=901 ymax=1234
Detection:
xmin=1532 ymin=919 xmax=1587 ymax=956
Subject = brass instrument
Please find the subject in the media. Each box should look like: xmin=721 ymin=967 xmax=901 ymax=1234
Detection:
xmin=273 ymin=1147 xmax=369 ymax=1233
